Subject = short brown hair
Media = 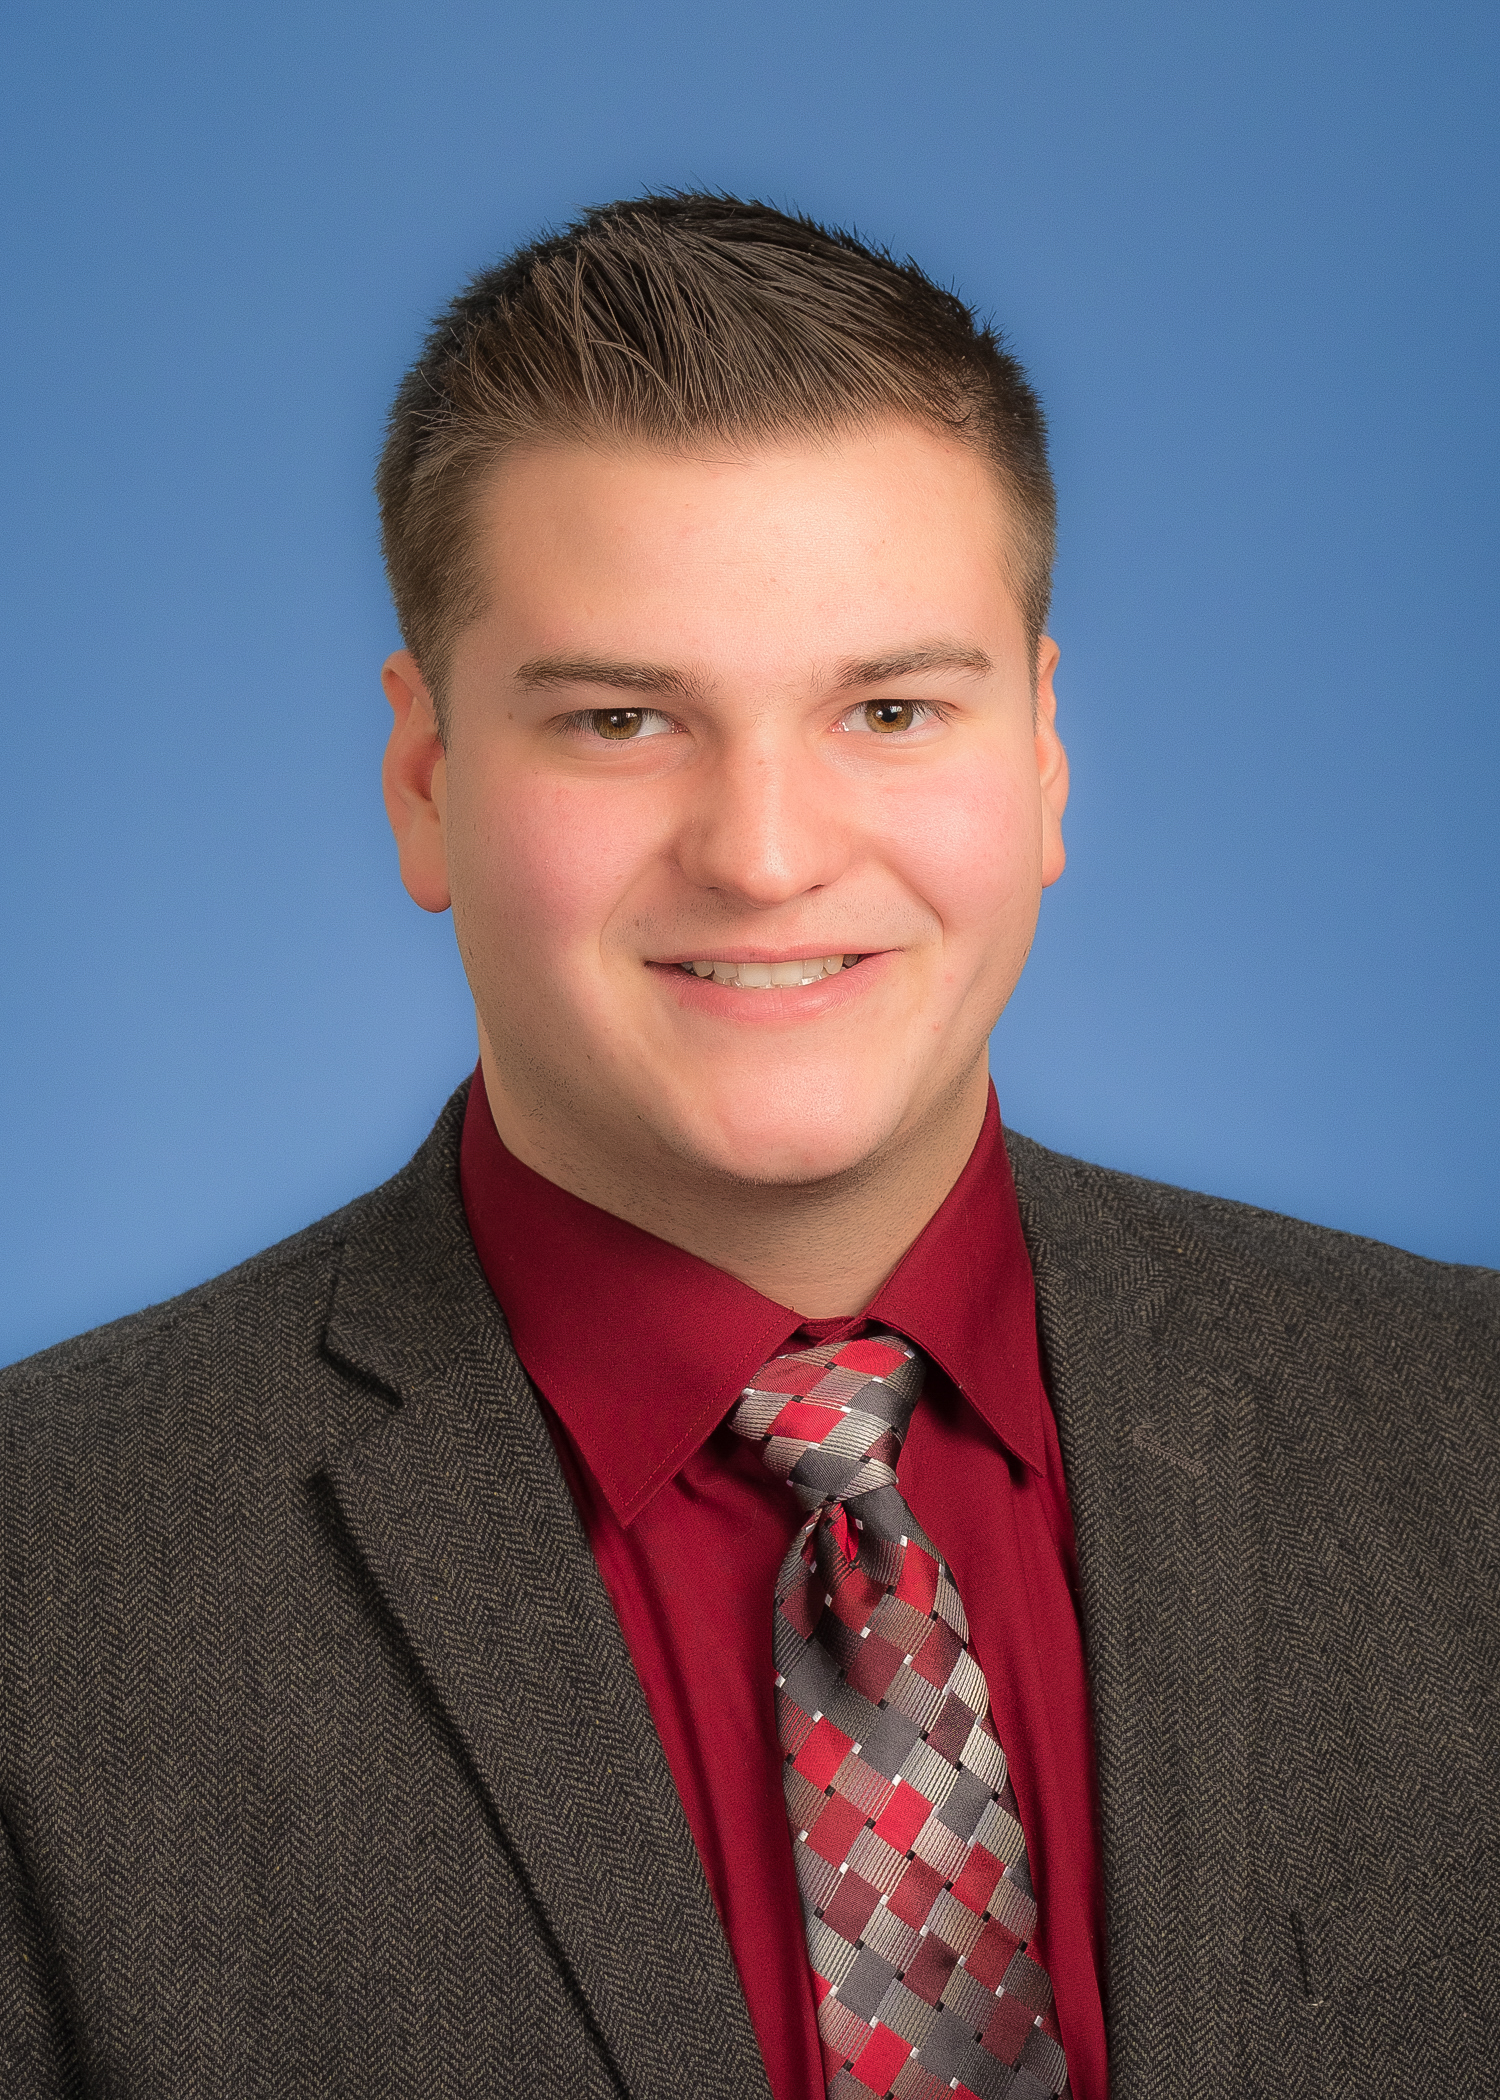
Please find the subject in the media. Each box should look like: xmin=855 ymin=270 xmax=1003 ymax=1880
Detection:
xmin=377 ymin=193 xmax=1055 ymax=714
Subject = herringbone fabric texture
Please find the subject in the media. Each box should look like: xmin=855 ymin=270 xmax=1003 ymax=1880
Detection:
xmin=730 ymin=1335 xmax=1071 ymax=2100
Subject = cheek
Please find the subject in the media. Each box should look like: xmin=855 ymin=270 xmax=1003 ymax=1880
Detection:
xmin=448 ymin=766 xmax=657 ymax=969
xmin=883 ymin=759 xmax=1041 ymax=941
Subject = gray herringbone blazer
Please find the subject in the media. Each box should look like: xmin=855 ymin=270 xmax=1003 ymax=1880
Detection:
xmin=3 ymin=1082 xmax=1497 ymax=2096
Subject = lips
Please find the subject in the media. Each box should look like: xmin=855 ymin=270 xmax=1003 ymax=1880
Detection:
xmin=675 ymin=955 xmax=862 ymax=988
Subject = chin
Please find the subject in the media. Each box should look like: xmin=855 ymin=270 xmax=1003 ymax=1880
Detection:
xmin=659 ymin=1088 xmax=909 ymax=1190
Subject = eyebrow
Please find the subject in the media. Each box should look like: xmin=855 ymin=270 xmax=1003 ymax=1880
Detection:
xmin=829 ymin=645 xmax=992 ymax=691
xmin=513 ymin=654 xmax=704 ymax=700
xmin=513 ymin=643 xmax=992 ymax=699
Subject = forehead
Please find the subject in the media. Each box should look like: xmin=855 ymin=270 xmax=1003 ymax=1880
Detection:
xmin=461 ymin=421 xmax=1028 ymax=674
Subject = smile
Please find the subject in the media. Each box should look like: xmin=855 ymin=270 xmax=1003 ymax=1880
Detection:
xmin=675 ymin=955 xmax=863 ymax=988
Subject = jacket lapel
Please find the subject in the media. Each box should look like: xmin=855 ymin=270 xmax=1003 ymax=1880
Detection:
xmin=1008 ymin=1134 xmax=1252 ymax=2100
xmin=319 ymin=1092 xmax=769 ymax=2100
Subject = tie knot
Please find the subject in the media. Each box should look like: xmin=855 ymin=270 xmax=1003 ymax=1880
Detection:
xmin=726 ymin=1331 xmax=924 ymax=1519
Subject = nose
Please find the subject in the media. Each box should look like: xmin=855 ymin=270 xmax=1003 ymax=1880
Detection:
xmin=673 ymin=727 xmax=851 ymax=909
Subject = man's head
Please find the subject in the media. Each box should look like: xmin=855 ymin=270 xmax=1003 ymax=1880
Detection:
xmin=378 ymin=196 xmax=1068 ymax=1288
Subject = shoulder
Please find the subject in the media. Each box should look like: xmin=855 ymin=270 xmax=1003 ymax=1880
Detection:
xmin=1004 ymin=1127 xmax=1499 ymax=1394
xmin=3 ymin=1199 xmax=348 ymax=1417
xmin=0 ymin=1085 xmax=478 ymax=1798
xmin=0 ymin=1082 xmax=472 ymax=1452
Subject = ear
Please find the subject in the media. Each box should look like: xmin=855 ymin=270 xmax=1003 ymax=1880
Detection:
xmin=1033 ymin=636 xmax=1069 ymax=888
xmin=381 ymin=650 xmax=452 ymax=913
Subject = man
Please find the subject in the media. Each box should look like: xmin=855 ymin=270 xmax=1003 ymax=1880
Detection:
xmin=2 ymin=194 xmax=1495 ymax=2100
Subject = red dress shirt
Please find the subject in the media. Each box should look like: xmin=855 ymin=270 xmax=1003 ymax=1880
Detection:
xmin=460 ymin=1070 xmax=1107 ymax=2100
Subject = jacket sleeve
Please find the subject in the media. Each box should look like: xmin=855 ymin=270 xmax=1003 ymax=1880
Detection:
xmin=0 ymin=1806 xmax=77 ymax=2097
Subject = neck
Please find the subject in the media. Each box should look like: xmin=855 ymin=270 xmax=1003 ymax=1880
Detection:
xmin=476 ymin=1041 xmax=990 ymax=1318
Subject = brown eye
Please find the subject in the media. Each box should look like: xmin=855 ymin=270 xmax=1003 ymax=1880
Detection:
xmin=865 ymin=699 xmax=916 ymax=733
xmin=593 ymin=708 xmax=645 ymax=739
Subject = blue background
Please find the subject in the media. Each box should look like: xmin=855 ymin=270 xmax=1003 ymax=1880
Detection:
xmin=3 ymin=0 xmax=1496 ymax=1367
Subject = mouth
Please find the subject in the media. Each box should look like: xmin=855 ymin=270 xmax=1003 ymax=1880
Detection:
xmin=672 ymin=954 xmax=864 ymax=989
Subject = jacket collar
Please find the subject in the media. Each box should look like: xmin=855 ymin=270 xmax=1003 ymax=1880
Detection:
xmin=319 ymin=1080 xmax=770 ymax=2100
xmin=1007 ymin=1129 xmax=1251 ymax=2100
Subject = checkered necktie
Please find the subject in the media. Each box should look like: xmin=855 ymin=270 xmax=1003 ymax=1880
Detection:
xmin=728 ymin=1333 xmax=1071 ymax=2100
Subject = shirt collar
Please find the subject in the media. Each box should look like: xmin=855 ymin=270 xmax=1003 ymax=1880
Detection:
xmin=863 ymin=1086 xmax=1046 ymax=1476
xmin=459 ymin=1068 xmax=1046 ymax=1526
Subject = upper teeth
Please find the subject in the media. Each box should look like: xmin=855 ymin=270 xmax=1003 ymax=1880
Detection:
xmin=680 ymin=955 xmax=859 ymax=988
